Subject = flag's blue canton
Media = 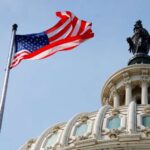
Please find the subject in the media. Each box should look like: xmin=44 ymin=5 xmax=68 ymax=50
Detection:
xmin=15 ymin=32 xmax=49 ymax=53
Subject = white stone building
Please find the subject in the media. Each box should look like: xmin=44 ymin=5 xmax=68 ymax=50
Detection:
xmin=19 ymin=62 xmax=150 ymax=150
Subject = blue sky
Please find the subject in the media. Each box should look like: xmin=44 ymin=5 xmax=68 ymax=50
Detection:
xmin=0 ymin=0 xmax=150 ymax=149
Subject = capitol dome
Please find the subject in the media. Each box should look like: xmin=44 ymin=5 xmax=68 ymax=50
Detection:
xmin=19 ymin=63 xmax=150 ymax=150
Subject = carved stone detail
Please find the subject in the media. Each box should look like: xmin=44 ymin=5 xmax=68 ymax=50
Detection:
xmin=76 ymin=135 xmax=89 ymax=141
xmin=103 ymin=97 xmax=110 ymax=105
xmin=108 ymin=82 xmax=114 ymax=89
xmin=51 ymin=126 xmax=61 ymax=133
xmin=69 ymin=134 xmax=90 ymax=144
xmin=141 ymin=70 xmax=149 ymax=82
xmin=143 ymin=128 xmax=150 ymax=137
xmin=108 ymin=129 xmax=120 ymax=139
xmin=26 ymin=139 xmax=36 ymax=149
xmin=45 ymin=146 xmax=53 ymax=150
xmin=143 ymin=105 xmax=150 ymax=114
xmin=110 ymin=85 xmax=118 ymax=97
xmin=111 ymin=108 xmax=120 ymax=116
xmin=79 ymin=115 xmax=89 ymax=122
xmin=123 ymin=72 xmax=131 ymax=85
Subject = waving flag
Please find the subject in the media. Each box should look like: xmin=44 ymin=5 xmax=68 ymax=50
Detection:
xmin=11 ymin=11 xmax=94 ymax=68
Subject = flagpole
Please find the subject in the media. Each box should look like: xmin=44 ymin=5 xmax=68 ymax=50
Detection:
xmin=0 ymin=24 xmax=18 ymax=131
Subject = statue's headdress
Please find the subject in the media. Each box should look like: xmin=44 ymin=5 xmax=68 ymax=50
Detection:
xmin=134 ymin=20 xmax=143 ymax=30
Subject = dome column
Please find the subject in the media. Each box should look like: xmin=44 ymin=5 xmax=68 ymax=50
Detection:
xmin=141 ymin=81 xmax=148 ymax=104
xmin=110 ymin=85 xmax=120 ymax=108
xmin=112 ymin=90 xmax=120 ymax=108
xmin=113 ymin=93 xmax=120 ymax=108
xmin=141 ymin=71 xmax=149 ymax=104
xmin=123 ymin=73 xmax=132 ymax=105
xmin=125 ymin=83 xmax=132 ymax=105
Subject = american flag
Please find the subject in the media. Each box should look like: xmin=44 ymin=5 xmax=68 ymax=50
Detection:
xmin=11 ymin=11 xmax=94 ymax=68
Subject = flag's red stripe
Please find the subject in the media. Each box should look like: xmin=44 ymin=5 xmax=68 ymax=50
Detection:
xmin=65 ymin=11 xmax=72 ymax=17
xmin=77 ymin=20 xmax=86 ymax=35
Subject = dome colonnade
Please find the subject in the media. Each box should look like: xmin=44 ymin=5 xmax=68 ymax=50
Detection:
xmin=102 ymin=64 xmax=150 ymax=107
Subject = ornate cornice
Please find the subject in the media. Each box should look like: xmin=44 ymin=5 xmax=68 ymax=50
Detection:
xmin=123 ymin=72 xmax=131 ymax=85
xmin=141 ymin=69 xmax=149 ymax=82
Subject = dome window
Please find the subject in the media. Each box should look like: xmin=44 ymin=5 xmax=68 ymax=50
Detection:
xmin=142 ymin=116 xmax=150 ymax=127
xmin=107 ymin=116 xmax=121 ymax=129
xmin=74 ymin=123 xmax=88 ymax=136
xmin=70 ymin=117 xmax=93 ymax=140
xmin=44 ymin=132 xmax=59 ymax=148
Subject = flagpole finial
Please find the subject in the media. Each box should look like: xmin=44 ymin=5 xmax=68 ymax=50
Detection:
xmin=12 ymin=24 xmax=18 ymax=31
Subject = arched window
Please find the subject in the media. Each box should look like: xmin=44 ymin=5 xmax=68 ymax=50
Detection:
xmin=74 ymin=123 xmax=88 ymax=136
xmin=142 ymin=116 xmax=150 ymax=127
xmin=44 ymin=132 xmax=59 ymax=148
xmin=107 ymin=116 xmax=121 ymax=129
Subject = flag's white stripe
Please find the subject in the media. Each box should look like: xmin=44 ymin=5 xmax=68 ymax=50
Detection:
xmin=71 ymin=20 xmax=81 ymax=37
xmin=13 ymin=50 xmax=30 ymax=56
xmin=61 ymin=11 xmax=74 ymax=19
xmin=50 ymin=25 xmax=73 ymax=43
xmin=47 ymin=18 xmax=72 ymax=38
xmin=27 ymin=40 xmax=80 ymax=60
xmin=61 ymin=12 xmax=70 ymax=18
